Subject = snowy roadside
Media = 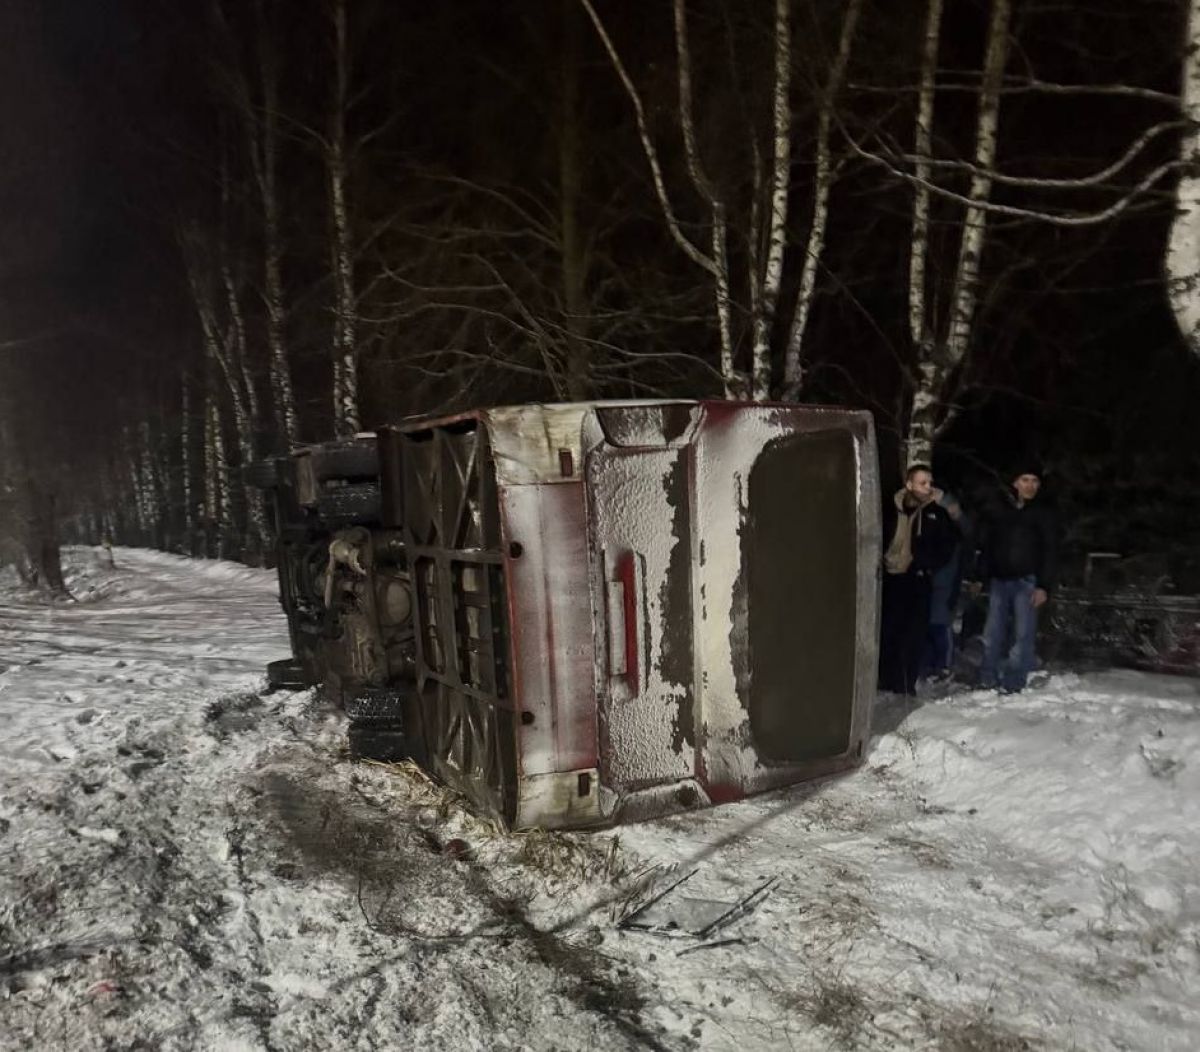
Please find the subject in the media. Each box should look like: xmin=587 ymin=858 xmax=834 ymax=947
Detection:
xmin=1 ymin=548 xmax=1198 ymax=1050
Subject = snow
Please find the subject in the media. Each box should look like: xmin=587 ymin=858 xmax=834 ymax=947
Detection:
xmin=588 ymin=444 xmax=695 ymax=788
xmin=2 ymin=547 xmax=1199 ymax=1050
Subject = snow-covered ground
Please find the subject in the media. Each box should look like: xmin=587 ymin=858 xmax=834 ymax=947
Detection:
xmin=1 ymin=548 xmax=1197 ymax=1051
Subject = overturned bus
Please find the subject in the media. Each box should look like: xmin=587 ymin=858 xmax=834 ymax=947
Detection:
xmin=252 ymin=401 xmax=880 ymax=829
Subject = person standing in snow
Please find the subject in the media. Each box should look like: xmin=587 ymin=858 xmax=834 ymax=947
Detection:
xmin=923 ymin=488 xmax=969 ymax=682
xmin=976 ymin=462 xmax=1059 ymax=693
xmin=878 ymin=464 xmax=959 ymax=695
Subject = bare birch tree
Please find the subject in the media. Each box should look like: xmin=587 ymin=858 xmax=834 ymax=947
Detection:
xmin=210 ymin=0 xmax=299 ymax=447
xmin=180 ymin=369 xmax=198 ymax=554
xmin=1168 ymin=0 xmax=1200 ymax=357
xmin=180 ymin=223 xmax=267 ymax=554
xmin=254 ymin=7 xmax=298 ymax=446
xmin=136 ymin=434 xmax=152 ymax=541
xmin=327 ymin=0 xmax=361 ymax=435
xmin=203 ymin=365 xmax=229 ymax=559
xmin=137 ymin=420 xmax=162 ymax=546
xmin=581 ymin=0 xmax=866 ymax=401
xmin=906 ymin=0 xmax=943 ymax=377
xmin=780 ymin=0 xmax=864 ymax=398
xmin=744 ymin=0 xmax=793 ymax=401
xmin=282 ymin=0 xmax=407 ymax=432
xmin=870 ymin=0 xmax=1186 ymax=465
xmin=902 ymin=0 xmax=1010 ymax=466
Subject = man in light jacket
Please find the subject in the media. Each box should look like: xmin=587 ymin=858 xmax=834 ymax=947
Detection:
xmin=878 ymin=464 xmax=958 ymax=695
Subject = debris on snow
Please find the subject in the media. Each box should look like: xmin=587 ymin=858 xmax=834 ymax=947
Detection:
xmin=74 ymin=827 xmax=122 ymax=845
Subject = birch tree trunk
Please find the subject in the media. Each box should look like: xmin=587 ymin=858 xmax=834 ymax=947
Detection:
xmin=906 ymin=0 xmax=1011 ymax=466
xmin=328 ymin=0 xmax=361 ymax=435
xmin=233 ymin=419 xmax=266 ymax=555
xmin=217 ymin=254 xmax=266 ymax=552
xmin=221 ymin=259 xmax=260 ymax=427
xmin=181 ymin=371 xmax=198 ymax=554
xmin=217 ymin=134 xmax=262 ymax=436
xmin=155 ymin=405 xmax=175 ymax=550
xmin=102 ymin=503 xmax=116 ymax=551
xmin=748 ymin=0 xmax=792 ymax=401
xmin=126 ymin=446 xmax=144 ymax=543
xmin=122 ymin=427 xmax=143 ymax=541
xmin=251 ymin=2 xmax=298 ymax=447
xmin=672 ymin=0 xmax=738 ymax=397
xmin=710 ymin=214 xmax=737 ymax=397
xmin=138 ymin=420 xmax=161 ymax=546
xmin=220 ymin=262 xmax=268 ymax=555
xmin=203 ymin=364 xmax=229 ymax=560
xmin=907 ymin=0 xmax=944 ymax=360
xmin=101 ymin=464 xmax=122 ymax=546
xmin=183 ymin=231 xmax=267 ymax=555
xmin=1168 ymin=0 xmax=1200 ymax=356
xmin=203 ymin=399 xmax=218 ymax=554
xmin=263 ymin=126 xmax=297 ymax=444
xmin=200 ymin=2 xmax=293 ymax=468
xmin=780 ymin=0 xmax=864 ymax=398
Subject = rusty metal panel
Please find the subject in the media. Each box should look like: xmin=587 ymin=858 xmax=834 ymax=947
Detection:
xmin=485 ymin=403 xmax=593 ymax=485
xmin=593 ymin=403 xmax=697 ymax=448
xmin=395 ymin=418 xmax=518 ymax=825
xmin=498 ymin=482 xmax=599 ymax=780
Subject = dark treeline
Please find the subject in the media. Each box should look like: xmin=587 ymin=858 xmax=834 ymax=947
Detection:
xmin=1 ymin=0 xmax=1199 ymax=588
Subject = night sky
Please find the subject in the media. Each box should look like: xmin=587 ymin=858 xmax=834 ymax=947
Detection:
xmin=2 ymin=0 xmax=1199 ymax=568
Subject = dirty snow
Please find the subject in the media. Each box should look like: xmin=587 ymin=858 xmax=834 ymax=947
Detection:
xmin=1 ymin=547 xmax=1198 ymax=1050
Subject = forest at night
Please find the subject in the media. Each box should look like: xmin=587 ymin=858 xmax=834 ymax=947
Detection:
xmin=1 ymin=0 xmax=1197 ymax=579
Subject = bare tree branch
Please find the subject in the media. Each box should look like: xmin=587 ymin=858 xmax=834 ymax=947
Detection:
xmin=880 ymin=118 xmax=1185 ymax=190
xmin=577 ymin=0 xmax=715 ymax=276
xmin=849 ymin=75 xmax=1181 ymax=109
xmin=847 ymin=135 xmax=1184 ymax=228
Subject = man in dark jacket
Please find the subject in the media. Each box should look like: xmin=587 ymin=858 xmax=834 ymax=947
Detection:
xmin=923 ymin=488 xmax=969 ymax=681
xmin=878 ymin=464 xmax=958 ymax=695
xmin=977 ymin=462 xmax=1059 ymax=692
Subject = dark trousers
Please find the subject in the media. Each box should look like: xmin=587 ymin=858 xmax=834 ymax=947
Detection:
xmin=879 ymin=571 xmax=932 ymax=695
xmin=923 ymin=622 xmax=954 ymax=677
